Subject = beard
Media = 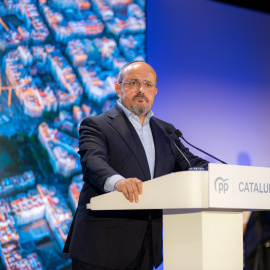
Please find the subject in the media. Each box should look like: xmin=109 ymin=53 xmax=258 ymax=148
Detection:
xmin=130 ymin=93 xmax=149 ymax=116
xmin=130 ymin=103 xmax=149 ymax=117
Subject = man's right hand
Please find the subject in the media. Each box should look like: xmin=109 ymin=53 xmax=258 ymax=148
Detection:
xmin=114 ymin=178 xmax=143 ymax=203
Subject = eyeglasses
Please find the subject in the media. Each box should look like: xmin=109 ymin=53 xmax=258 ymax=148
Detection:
xmin=120 ymin=80 xmax=156 ymax=90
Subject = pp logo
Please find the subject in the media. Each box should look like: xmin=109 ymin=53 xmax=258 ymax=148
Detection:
xmin=214 ymin=177 xmax=229 ymax=194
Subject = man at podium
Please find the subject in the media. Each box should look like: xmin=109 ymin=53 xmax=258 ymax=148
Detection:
xmin=63 ymin=61 xmax=208 ymax=270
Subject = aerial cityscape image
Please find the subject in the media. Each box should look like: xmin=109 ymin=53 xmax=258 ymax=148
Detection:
xmin=0 ymin=0 xmax=145 ymax=269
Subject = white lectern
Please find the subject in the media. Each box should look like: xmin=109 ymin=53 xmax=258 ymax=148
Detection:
xmin=87 ymin=164 xmax=270 ymax=270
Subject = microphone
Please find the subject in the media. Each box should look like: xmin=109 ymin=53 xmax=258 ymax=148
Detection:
xmin=174 ymin=129 xmax=227 ymax=164
xmin=166 ymin=127 xmax=192 ymax=169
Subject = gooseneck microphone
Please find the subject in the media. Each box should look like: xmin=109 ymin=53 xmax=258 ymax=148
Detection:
xmin=174 ymin=129 xmax=227 ymax=164
xmin=166 ymin=127 xmax=192 ymax=168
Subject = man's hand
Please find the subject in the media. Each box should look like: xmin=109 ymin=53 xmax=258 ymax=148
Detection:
xmin=114 ymin=178 xmax=143 ymax=203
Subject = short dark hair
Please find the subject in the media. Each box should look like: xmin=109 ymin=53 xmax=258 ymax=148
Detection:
xmin=117 ymin=61 xmax=157 ymax=84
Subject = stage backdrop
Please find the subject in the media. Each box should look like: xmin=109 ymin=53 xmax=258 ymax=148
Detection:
xmin=0 ymin=1 xmax=145 ymax=269
xmin=0 ymin=0 xmax=270 ymax=269
xmin=147 ymin=0 xmax=270 ymax=168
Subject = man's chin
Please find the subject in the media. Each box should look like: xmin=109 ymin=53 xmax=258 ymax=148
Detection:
xmin=131 ymin=104 xmax=149 ymax=117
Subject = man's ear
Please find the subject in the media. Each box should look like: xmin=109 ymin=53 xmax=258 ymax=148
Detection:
xmin=115 ymin=83 xmax=121 ymax=98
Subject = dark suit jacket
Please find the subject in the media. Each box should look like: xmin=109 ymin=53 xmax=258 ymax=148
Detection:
xmin=244 ymin=211 xmax=270 ymax=270
xmin=63 ymin=103 xmax=208 ymax=269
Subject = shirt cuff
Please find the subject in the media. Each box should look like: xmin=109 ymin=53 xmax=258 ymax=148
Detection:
xmin=104 ymin=174 xmax=125 ymax=192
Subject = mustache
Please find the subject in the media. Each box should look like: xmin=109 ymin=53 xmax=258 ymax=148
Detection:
xmin=132 ymin=94 xmax=149 ymax=102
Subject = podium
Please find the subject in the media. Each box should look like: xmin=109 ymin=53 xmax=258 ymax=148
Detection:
xmin=87 ymin=164 xmax=270 ymax=270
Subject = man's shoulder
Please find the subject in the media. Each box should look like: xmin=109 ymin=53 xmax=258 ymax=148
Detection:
xmin=80 ymin=104 xmax=121 ymax=126
xmin=151 ymin=116 xmax=175 ymax=130
xmin=80 ymin=113 xmax=104 ymax=128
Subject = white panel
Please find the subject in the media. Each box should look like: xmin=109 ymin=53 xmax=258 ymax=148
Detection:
xmin=88 ymin=171 xmax=208 ymax=210
xmin=202 ymin=211 xmax=243 ymax=270
xmin=163 ymin=210 xmax=243 ymax=270
xmin=209 ymin=163 xmax=270 ymax=209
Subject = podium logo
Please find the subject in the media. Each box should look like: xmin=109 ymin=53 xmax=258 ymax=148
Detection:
xmin=215 ymin=177 xmax=229 ymax=194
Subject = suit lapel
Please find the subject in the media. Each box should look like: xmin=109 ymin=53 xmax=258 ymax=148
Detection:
xmin=150 ymin=118 xmax=167 ymax=178
xmin=106 ymin=104 xmax=151 ymax=180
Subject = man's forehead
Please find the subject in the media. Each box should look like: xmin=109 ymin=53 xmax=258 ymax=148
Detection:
xmin=125 ymin=62 xmax=152 ymax=71
xmin=123 ymin=62 xmax=156 ymax=79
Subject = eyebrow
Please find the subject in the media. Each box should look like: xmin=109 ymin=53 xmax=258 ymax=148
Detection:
xmin=127 ymin=79 xmax=154 ymax=83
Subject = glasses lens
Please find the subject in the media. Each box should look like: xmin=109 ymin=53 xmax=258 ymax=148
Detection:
xmin=123 ymin=81 xmax=155 ymax=90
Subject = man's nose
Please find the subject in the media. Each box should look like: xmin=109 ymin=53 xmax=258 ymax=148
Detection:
xmin=138 ymin=82 xmax=145 ymax=92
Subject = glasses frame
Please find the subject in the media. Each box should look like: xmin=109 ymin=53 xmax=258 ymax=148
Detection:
xmin=119 ymin=80 xmax=156 ymax=90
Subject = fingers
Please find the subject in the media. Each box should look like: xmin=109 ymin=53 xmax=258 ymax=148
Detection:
xmin=134 ymin=180 xmax=142 ymax=203
xmin=114 ymin=178 xmax=143 ymax=203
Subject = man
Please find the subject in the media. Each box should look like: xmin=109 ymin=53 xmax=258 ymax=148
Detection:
xmin=64 ymin=61 xmax=208 ymax=270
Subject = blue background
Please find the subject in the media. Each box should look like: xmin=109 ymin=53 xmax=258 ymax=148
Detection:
xmin=147 ymin=0 xmax=270 ymax=168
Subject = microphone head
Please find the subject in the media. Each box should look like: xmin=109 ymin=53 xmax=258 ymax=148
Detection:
xmin=166 ymin=126 xmax=172 ymax=135
xmin=175 ymin=129 xmax=183 ymax=138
